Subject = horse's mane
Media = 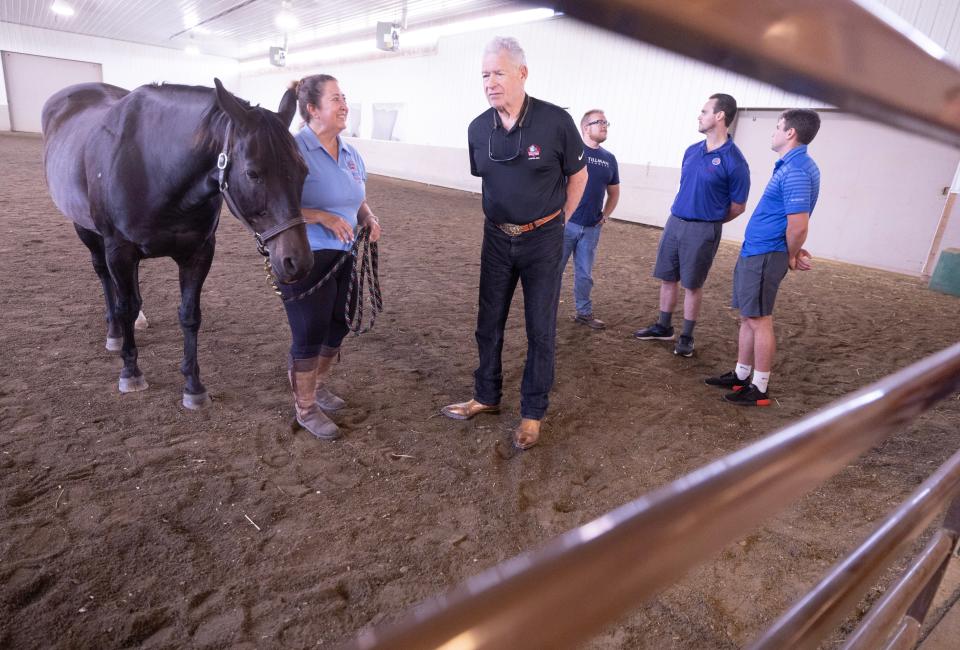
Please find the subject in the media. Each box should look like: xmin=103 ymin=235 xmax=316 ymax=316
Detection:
xmin=195 ymin=94 xmax=306 ymax=178
xmin=195 ymin=94 xmax=246 ymax=156
xmin=255 ymin=113 xmax=309 ymax=177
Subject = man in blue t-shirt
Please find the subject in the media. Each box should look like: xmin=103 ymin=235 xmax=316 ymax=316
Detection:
xmin=634 ymin=94 xmax=751 ymax=357
xmin=706 ymin=109 xmax=822 ymax=406
xmin=559 ymin=109 xmax=620 ymax=329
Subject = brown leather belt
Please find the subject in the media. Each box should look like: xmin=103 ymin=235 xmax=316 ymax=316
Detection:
xmin=495 ymin=209 xmax=562 ymax=237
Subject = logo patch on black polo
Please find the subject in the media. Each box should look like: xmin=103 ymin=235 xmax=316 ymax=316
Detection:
xmin=527 ymin=144 xmax=541 ymax=160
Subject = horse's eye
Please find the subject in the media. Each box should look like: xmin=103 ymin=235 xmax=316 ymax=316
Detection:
xmin=245 ymin=170 xmax=261 ymax=181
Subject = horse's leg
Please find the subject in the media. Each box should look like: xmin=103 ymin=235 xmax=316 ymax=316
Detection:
xmin=104 ymin=241 xmax=148 ymax=393
xmin=73 ymin=224 xmax=123 ymax=352
xmin=176 ymin=237 xmax=215 ymax=410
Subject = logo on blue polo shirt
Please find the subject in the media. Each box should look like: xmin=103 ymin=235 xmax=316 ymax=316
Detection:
xmin=712 ymin=157 xmax=721 ymax=166
xmin=347 ymin=160 xmax=362 ymax=183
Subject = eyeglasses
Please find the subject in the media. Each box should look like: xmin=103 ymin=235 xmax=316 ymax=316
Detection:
xmin=488 ymin=126 xmax=523 ymax=162
xmin=586 ymin=119 xmax=611 ymax=127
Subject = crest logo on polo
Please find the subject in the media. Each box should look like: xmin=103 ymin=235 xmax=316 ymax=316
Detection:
xmin=527 ymin=144 xmax=541 ymax=160
xmin=712 ymin=157 xmax=721 ymax=166
xmin=347 ymin=160 xmax=362 ymax=183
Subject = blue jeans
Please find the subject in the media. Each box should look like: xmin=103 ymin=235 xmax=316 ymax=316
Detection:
xmin=559 ymin=221 xmax=602 ymax=316
xmin=474 ymin=218 xmax=564 ymax=420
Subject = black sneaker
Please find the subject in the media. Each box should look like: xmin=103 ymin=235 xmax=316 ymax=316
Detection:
xmin=723 ymin=384 xmax=771 ymax=406
xmin=673 ymin=335 xmax=694 ymax=357
xmin=633 ymin=323 xmax=675 ymax=340
xmin=704 ymin=371 xmax=750 ymax=390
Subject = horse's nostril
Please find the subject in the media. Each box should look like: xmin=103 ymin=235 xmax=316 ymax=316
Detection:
xmin=283 ymin=256 xmax=297 ymax=276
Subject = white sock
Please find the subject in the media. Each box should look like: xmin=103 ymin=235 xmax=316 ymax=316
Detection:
xmin=753 ymin=371 xmax=770 ymax=393
xmin=735 ymin=363 xmax=752 ymax=381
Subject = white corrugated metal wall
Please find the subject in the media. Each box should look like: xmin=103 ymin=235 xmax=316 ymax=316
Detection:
xmin=240 ymin=15 xmax=824 ymax=168
xmin=237 ymin=1 xmax=960 ymax=166
xmin=0 ymin=21 xmax=240 ymax=131
xmin=882 ymin=0 xmax=960 ymax=55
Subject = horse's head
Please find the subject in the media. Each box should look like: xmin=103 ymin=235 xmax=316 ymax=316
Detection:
xmin=213 ymin=78 xmax=312 ymax=284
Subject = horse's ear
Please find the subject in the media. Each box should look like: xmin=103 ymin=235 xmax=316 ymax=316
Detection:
xmin=213 ymin=78 xmax=254 ymax=129
xmin=277 ymin=86 xmax=298 ymax=128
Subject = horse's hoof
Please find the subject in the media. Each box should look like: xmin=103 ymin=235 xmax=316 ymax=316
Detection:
xmin=134 ymin=311 xmax=149 ymax=331
xmin=105 ymin=337 xmax=122 ymax=352
xmin=182 ymin=391 xmax=211 ymax=410
xmin=118 ymin=375 xmax=148 ymax=393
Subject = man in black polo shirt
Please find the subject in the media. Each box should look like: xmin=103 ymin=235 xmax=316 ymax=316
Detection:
xmin=441 ymin=36 xmax=587 ymax=451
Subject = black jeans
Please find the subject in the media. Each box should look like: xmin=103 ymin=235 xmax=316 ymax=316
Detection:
xmin=474 ymin=217 xmax=563 ymax=420
xmin=279 ymin=249 xmax=353 ymax=359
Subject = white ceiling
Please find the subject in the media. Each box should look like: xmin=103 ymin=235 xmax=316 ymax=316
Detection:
xmin=0 ymin=0 xmax=520 ymax=60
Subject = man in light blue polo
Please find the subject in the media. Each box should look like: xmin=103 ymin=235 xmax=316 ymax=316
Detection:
xmin=559 ymin=108 xmax=620 ymax=329
xmin=706 ymin=108 xmax=821 ymax=406
xmin=634 ymin=94 xmax=750 ymax=357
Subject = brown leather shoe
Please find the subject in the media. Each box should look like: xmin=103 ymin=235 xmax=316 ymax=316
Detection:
xmin=441 ymin=399 xmax=500 ymax=420
xmin=572 ymin=313 xmax=606 ymax=330
xmin=513 ymin=418 xmax=541 ymax=450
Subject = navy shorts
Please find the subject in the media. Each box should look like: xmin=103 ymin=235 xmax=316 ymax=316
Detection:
xmin=732 ymin=251 xmax=790 ymax=317
xmin=652 ymin=214 xmax=723 ymax=289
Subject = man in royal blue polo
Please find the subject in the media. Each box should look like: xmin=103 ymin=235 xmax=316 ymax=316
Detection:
xmin=634 ymin=94 xmax=750 ymax=357
xmin=440 ymin=37 xmax=587 ymax=451
xmin=559 ymin=109 xmax=620 ymax=330
xmin=706 ymin=108 xmax=821 ymax=405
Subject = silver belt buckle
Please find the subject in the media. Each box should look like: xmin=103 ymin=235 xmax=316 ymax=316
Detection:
xmin=498 ymin=222 xmax=525 ymax=236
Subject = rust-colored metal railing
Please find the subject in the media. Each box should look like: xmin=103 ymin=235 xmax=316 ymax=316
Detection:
xmin=348 ymin=343 xmax=960 ymax=649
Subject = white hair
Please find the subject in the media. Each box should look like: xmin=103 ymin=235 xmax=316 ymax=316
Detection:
xmin=484 ymin=36 xmax=527 ymax=67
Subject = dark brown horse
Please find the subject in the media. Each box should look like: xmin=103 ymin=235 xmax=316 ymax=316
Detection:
xmin=42 ymin=79 xmax=312 ymax=409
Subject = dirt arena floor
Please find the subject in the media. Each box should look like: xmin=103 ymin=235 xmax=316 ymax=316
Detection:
xmin=2 ymin=130 xmax=959 ymax=649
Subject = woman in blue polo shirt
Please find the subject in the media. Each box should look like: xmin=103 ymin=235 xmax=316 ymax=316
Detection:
xmin=282 ymin=74 xmax=382 ymax=441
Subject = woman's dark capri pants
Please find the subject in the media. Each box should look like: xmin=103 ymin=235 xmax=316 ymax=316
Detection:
xmin=279 ymin=249 xmax=355 ymax=359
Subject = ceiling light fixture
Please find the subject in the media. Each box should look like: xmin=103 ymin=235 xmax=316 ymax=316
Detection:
xmin=401 ymin=7 xmax=557 ymax=49
xmin=50 ymin=1 xmax=75 ymax=17
xmin=275 ymin=11 xmax=299 ymax=30
xmin=275 ymin=0 xmax=299 ymax=31
xmin=242 ymin=7 xmax=556 ymax=71
xmin=185 ymin=45 xmax=201 ymax=56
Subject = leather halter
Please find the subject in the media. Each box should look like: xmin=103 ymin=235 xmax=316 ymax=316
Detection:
xmin=217 ymin=122 xmax=306 ymax=256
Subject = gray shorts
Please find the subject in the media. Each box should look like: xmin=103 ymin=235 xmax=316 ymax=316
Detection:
xmin=652 ymin=214 xmax=723 ymax=289
xmin=732 ymin=252 xmax=790 ymax=317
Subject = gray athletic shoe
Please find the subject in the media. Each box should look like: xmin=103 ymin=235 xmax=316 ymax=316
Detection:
xmin=674 ymin=335 xmax=695 ymax=357
xmin=633 ymin=323 xmax=675 ymax=340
